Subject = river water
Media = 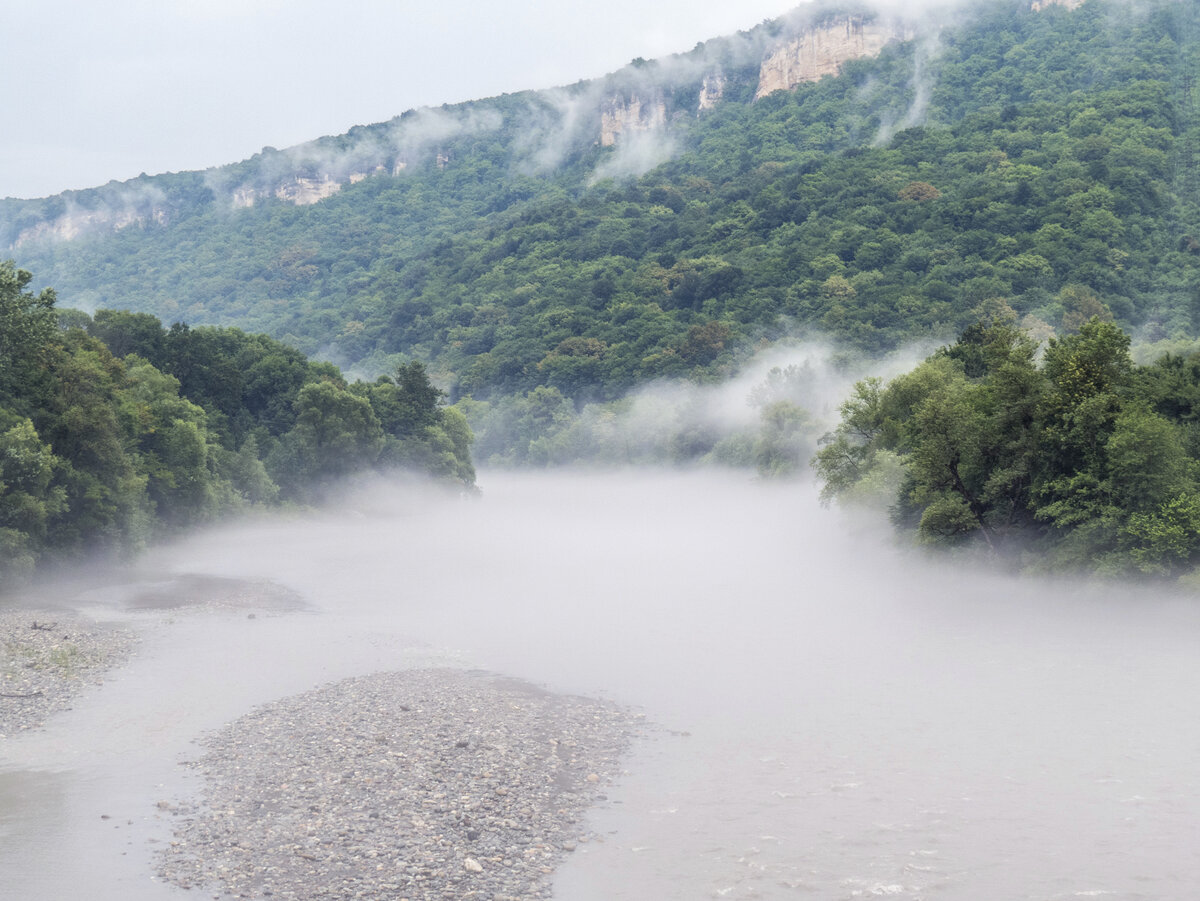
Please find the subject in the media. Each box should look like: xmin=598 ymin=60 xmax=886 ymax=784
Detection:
xmin=3 ymin=469 xmax=1200 ymax=899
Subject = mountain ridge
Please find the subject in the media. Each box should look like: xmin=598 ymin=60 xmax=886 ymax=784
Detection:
xmin=2 ymin=3 xmax=931 ymax=247
xmin=3 ymin=0 xmax=1197 ymax=402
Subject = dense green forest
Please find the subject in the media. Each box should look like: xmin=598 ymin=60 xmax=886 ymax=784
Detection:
xmin=815 ymin=312 xmax=1200 ymax=577
xmin=4 ymin=0 xmax=1199 ymax=410
xmin=0 ymin=262 xmax=474 ymax=588
xmin=6 ymin=0 xmax=1200 ymax=579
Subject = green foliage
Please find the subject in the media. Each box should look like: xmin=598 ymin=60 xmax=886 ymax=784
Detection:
xmin=267 ymin=381 xmax=385 ymax=495
xmin=816 ymin=316 xmax=1200 ymax=579
xmin=0 ymin=262 xmax=57 ymax=417
xmin=753 ymin=400 xmax=811 ymax=478
xmin=0 ymin=414 xmax=66 ymax=589
xmin=0 ymin=268 xmax=475 ymax=587
xmin=5 ymin=0 xmax=1199 ymax=418
xmin=6 ymin=0 xmax=1200 ymax=493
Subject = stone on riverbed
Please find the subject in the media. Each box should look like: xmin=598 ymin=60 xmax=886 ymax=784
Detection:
xmin=0 ymin=609 xmax=137 ymax=738
xmin=158 ymin=668 xmax=641 ymax=900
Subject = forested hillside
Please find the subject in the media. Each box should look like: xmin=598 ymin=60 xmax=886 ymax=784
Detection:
xmin=4 ymin=0 xmax=1198 ymax=407
xmin=0 ymin=262 xmax=473 ymax=587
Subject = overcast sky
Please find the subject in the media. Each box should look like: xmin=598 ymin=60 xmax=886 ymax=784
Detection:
xmin=2 ymin=0 xmax=805 ymax=199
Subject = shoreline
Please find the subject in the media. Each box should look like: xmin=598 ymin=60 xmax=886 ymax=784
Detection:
xmin=157 ymin=668 xmax=641 ymax=900
xmin=0 ymin=593 xmax=643 ymax=900
xmin=0 ymin=607 xmax=139 ymax=739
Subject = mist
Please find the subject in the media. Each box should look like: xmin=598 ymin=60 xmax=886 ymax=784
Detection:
xmin=464 ymin=336 xmax=939 ymax=469
xmin=4 ymin=468 xmax=1200 ymax=898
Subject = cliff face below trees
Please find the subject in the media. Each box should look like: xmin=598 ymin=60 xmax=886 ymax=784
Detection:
xmin=2 ymin=1 xmax=1087 ymax=247
xmin=600 ymin=92 xmax=668 ymax=147
xmin=13 ymin=206 xmax=169 ymax=245
xmin=233 ymin=175 xmax=344 ymax=208
xmin=1032 ymin=0 xmax=1085 ymax=10
xmin=754 ymin=16 xmax=918 ymax=99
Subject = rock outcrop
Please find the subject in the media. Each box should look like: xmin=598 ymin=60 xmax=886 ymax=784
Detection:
xmin=231 ymin=186 xmax=259 ymax=209
xmin=231 ymin=175 xmax=344 ymax=209
xmin=755 ymin=15 xmax=916 ymax=99
xmin=600 ymin=92 xmax=667 ymax=146
xmin=14 ymin=206 xmax=167 ymax=246
xmin=274 ymin=175 xmax=341 ymax=205
xmin=349 ymin=166 xmax=388 ymax=184
xmin=698 ymin=73 xmax=726 ymax=112
xmin=1031 ymin=0 xmax=1083 ymax=10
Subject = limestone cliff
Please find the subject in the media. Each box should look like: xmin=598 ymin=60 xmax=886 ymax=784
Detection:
xmin=698 ymin=73 xmax=726 ymax=112
xmin=233 ymin=171 xmax=384 ymax=209
xmin=14 ymin=206 xmax=167 ymax=247
xmin=274 ymin=175 xmax=342 ymax=205
xmin=349 ymin=166 xmax=388 ymax=184
xmin=600 ymin=92 xmax=667 ymax=147
xmin=231 ymin=186 xmax=259 ymax=209
xmin=755 ymin=16 xmax=915 ymax=99
xmin=1031 ymin=0 xmax=1083 ymax=10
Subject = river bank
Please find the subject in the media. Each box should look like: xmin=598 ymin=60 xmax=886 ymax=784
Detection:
xmin=159 ymin=668 xmax=640 ymax=900
xmin=0 ymin=607 xmax=138 ymax=738
xmin=1 ymin=588 xmax=641 ymax=901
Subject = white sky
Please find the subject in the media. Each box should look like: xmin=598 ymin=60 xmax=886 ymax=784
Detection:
xmin=1 ymin=0 xmax=802 ymax=199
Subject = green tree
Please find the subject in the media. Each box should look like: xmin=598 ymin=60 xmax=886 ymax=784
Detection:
xmin=88 ymin=310 xmax=168 ymax=365
xmin=0 ymin=414 xmax=67 ymax=587
xmin=366 ymin=360 xmax=445 ymax=439
xmin=121 ymin=357 xmax=227 ymax=525
xmin=268 ymin=381 xmax=385 ymax=494
xmin=0 ymin=261 xmax=57 ymax=414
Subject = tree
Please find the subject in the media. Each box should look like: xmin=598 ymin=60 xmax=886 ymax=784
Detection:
xmin=812 ymin=376 xmax=886 ymax=503
xmin=0 ymin=261 xmax=57 ymax=414
xmin=38 ymin=333 xmax=153 ymax=554
xmin=753 ymin=400 xmax=811 ymax=478
xmin=368 ymin=361 xmax=445 ymax=439
xmin=268 ymin=381 xmax=384 ymax=494
xmin=0 ymin=414 xmax=66 ymax=587
xmin=88 ymin=310 xmax=168 ymax=365
xmin=121 ymin=357 xmax=226 ymax=525
xmin=902 ymin=370 xmax=998 ymax=547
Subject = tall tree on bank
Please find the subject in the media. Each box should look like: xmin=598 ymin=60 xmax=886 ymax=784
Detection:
xmin=815 ymin=317 xmax=1200 ymax=578
xmin=0 ymin=264 xmax=475 ymax=589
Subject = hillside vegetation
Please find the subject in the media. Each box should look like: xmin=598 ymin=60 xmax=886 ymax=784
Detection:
xmin=0 ymin=262 xmax=473 ymax=588
xmin=3 ymin=0 xmax=1198 ymax=404
xmin=6 ymin=0 xmax=1200 ymax=579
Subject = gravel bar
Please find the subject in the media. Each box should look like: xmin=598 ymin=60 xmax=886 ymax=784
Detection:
xmin=0 ymin=607 xmax=138 ymax=738
xmin=159 ymin=668 xmax=643 ymax=901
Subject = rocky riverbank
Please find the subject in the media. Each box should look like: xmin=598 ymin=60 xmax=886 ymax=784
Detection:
xmin=158 ymin=668 xmax=643 ymax=901
xmin=0 ymin=607 xmax=138 ymax=738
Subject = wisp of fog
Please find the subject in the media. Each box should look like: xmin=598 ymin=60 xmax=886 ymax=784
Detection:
xmin=4 ymin=468 xmax=1200 ymax=899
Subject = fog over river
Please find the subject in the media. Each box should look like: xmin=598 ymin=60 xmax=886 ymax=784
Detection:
xmin=3 ymin=470 xmax=1200 ymax=899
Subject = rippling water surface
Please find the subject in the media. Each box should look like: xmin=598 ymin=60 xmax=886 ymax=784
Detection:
xmin=3 ymin=470 xmax=1200 ymax=899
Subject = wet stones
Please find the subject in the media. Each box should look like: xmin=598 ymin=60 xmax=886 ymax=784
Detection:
xmin=159 ymin=668 xmax=641 ymax=900
xmin=0 ymin=609 xmax=137 ymax=737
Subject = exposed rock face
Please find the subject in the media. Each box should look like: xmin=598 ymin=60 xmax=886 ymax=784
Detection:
xmin=232 ymin=175 xmax=344 ymax=209
xmin=14 ymin=207 xmax=166 ymax=246
xmin=698 ymin=73 xmax=726 ymax=112
xmin=600 ymin=92 xmax=667 ymax=146
xmin=275 ymin=175 xmax=341 ymax=205
xmin=1031 ymin=0 xmax=1083 ymax=10
xmin=231 ymin=186 xmax=259 ymax=209
xmin=755 ymin=16 xmax=915 ymax=99
xmin=348 ymin=166 xmax=387 ymax=184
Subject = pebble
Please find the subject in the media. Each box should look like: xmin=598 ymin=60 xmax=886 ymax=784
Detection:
xmin=158 ymin=668 xmax=642 ymax=900
xmin=0 ymin=608 xmax=137 ymax=738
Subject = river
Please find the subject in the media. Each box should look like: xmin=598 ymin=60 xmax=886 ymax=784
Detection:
xmin=3 ymin=469 xmax=1200 ymax=899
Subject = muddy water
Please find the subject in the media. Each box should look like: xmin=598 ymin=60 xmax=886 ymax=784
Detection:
xmin=4 ymin=470 xmax=1200 ymax=899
